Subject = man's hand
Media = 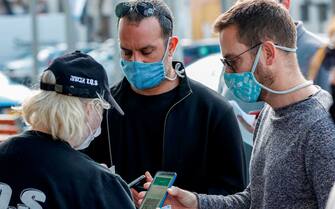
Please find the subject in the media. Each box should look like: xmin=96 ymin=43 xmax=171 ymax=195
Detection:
xmin=132 ymin=171 xmax=153 ymax=208
xmin=136 ymin=172 xmax=198 ymax=209
xmin=163 ymin=186 xmax=198 ymax=209
xmin=131 ymin=188 xmax=141 ymax=208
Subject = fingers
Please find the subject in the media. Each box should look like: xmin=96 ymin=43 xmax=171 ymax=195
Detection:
xmin=144 ymin=181 xmax=151 ymax=190
xmin=145 ymin=171 xmax=153 ymax=181
xmin=139 ymin=199 xmax=143 ymax=205
xmin=131 ymin=188 xmax=141 ymax=208
xmin=167 ymin=186 xmax=178 ymax=197
xmin=143 ymin=171 xmax=153 ymax=190
xmin=134 ymin=189 xmax=146 ymax=207
xmin=131 ymin=188 xmax=139 ymax=201
xmin=132 ymin=171 xmax=152 ymax=208
xmin=138 ymin=191 xmax=146 ymax=199
xmin=167 ymin=186 xmax=198 ymax=208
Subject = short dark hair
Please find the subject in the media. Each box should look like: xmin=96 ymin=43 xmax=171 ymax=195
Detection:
xmin=213 ymin=0 xmax=296 ymax=48
xmin=116 ymin=0 xmax=174 ymax=39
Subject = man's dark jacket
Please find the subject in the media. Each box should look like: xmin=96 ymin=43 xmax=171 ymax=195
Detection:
xmin=84 ymin=62 xmax=246 ymax=195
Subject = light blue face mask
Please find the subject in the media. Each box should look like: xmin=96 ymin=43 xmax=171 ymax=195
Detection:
xmin=224 ymin=44 xmax=313 ymax=103
xmin=120 ymin=38 xmax=176 ymax=90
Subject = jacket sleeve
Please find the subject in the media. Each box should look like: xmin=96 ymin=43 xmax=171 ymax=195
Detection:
xmin=198 ymin=185 xmax=251 ymax=209
xmin=96 ymin=174 xmax=136 ymax=209
xmin=207 ymin=101 xmax=247 ymax=195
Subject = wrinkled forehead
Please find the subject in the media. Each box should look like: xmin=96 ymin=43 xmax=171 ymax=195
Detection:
xmin=119 ymin=17 xmax=165 ymax=48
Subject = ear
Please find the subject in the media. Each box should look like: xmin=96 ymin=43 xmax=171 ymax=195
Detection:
xmin=280 ymin=0 xmax=291 ymax=10
xmin=84 ymin=102 xmax=94 ymax=118
xmin=168 ymin=36 xmax=179 ymax=57
xmin=262 ymin=41 xmax=276 ymax=66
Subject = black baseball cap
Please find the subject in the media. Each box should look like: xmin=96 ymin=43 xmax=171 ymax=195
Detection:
xmin=40 ymin=51 xmax=124 ymax=115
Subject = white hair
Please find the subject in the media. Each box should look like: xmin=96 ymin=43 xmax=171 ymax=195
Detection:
xmin=19 ymin=70 xmax=110 ymax=146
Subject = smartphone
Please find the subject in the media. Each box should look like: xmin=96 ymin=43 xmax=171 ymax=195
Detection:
xmin=140 ymin=171 xmax=177 ymax=209
xmin=128 ymin=175 xmax=146 ymax=190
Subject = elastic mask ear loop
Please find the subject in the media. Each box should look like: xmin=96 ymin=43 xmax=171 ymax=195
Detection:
xmin=251 ymin=45 xmax=263 ymax=74
xmin=162 ymin=37 xmax=178 ymax=81
xmin=274 ymin=45 xmax=297 ymax=52
xmin=174 ymin=62 xmax=185 ymax=78
xmin=93 ymin=104 xmax=103 ymax=122
xmin=251 ymin=44 xmax=313 ymax=94
xmin=106 ymin=109 xmax=115 ymax=174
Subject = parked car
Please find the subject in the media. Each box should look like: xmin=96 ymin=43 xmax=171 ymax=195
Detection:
xmin=185 ymin=52 xmax=224 ymax=92
xmin=2 ymin=45 xmax=67 ymax=86
xmin=2 ymin=43 xmax=98 ymax=86
xmin=0 ymin=72 xmax=32 ymax=108
xmin=88 ymin=40 xmax=124 ymax=86
xmin=181 ymin=38 xmax=221 ymax=66
xmin=0 ymin=72 xmax=31 ymax=141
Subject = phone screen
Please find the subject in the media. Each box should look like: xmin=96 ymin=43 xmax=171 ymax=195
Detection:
xmin=140 ymin=172 xmax=176 ymax=209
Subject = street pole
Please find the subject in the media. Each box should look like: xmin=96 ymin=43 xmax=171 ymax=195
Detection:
xmin=111 ymin=0 xmax=121 ymax=79
xmin=30 ymin=0 xmax=39 ymax=85
xmin=63 ymin=0 xmax=77 ymax=52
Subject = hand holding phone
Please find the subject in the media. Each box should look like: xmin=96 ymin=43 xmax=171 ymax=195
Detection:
xmin=139 ymin=171 xmax=177 ymax=209
xmin=128 ymin=175 xmax=146 ymax=190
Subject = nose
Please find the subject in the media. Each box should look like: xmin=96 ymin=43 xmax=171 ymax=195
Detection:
xmin=224 ymin=67 xmax=235 ymax=74
xmin=132 ymin=52 xmax=144 ymax=63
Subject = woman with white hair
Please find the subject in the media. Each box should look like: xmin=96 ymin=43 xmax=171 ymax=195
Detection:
xmin=0 ymin=51 xmax=135 ymax=209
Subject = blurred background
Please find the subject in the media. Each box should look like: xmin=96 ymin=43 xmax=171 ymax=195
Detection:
xmin=0 ymin=0 xmax=334 ymax=143
xmin=1 ymin=0 xmax=334 ymax=86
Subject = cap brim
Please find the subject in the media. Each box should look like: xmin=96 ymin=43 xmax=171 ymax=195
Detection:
xmin=106 ymin=94 xmax=124 ymax=115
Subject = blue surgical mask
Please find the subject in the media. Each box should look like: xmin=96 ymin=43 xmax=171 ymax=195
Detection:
xmin=224 ymin=44 xmax=313 ymax=103
xmin=120 ymin=39 xmax=176 ymax=90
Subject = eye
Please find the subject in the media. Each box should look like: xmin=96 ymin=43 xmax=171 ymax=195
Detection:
xmin=141 ymin=48 xmax=153 ymax=56
xmin=121 ymin=49 xmax=132 ymax=58
xmin=222 ymin=59 xmax=238 ymax=73
xmin=229 ymin=60 xmax=237 ymax=70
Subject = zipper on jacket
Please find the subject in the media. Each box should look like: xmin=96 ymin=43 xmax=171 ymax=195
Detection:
xmin=161 ymin=90 xmax=192 ymax=166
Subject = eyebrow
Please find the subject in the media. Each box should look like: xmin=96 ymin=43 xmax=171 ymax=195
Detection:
xmin=140 ymin=45 xmax=156 ymax=51
xmin=224 ymin=53 xmax=235 ymax=60
xmin=120 ymin=45 xmax=156 ymax=52
xmin=121 ymin=46 xmax=131 ymax=52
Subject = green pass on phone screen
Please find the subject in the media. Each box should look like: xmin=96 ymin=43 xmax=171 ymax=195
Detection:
xmin=140 ymin=172 xmax=176 ymax=209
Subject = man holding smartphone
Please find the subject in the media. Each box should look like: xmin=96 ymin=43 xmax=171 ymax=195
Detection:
xmin=84 ymin=0 xmax=246 ymax=200
xmin=141 ymin=1 xmax=335 ymax=209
